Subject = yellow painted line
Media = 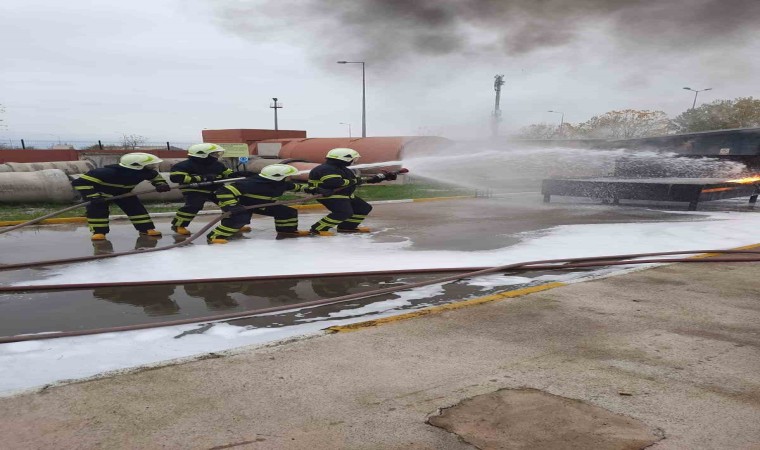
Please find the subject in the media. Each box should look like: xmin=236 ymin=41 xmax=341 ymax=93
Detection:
xmin=0 ymin=195 xmax=473 ymax=227
xmin=0 ymin=217 xmax=87 ymax=226
xmin=293 ymin=204 xmax=326 ymax=210
xmin=412 ymin=195 xmax=472 ymax=203
xmin=693 ymin=242 xmax=760 ymax=259
xmin=326 ymin=282 xmax=565 ymax=334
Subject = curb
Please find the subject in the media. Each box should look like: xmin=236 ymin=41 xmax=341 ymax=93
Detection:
xmin=324 ymin=241 xmax=760 ymax=335
xmin=325 ymin=282 xmax=565 ymax=334
xmin=0 ymin=195 xmax=474 ymax=228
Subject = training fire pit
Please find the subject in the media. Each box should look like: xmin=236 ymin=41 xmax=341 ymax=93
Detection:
xmin=542 ymin=177 xmax=760 ymax=210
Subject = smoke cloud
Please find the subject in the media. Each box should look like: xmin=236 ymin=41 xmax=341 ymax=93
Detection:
xmin=207 ymin=0 xmax=760 ymax=65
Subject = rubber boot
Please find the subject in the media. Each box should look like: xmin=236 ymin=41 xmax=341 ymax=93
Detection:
xmin=91 ymin=233 xmax=107 ymax=241
xmin=239 ymin=226 xmax=252 ymax=233
xmin=309 ymin=230 xmax=336 ymax=237
xmin=207 ymin=237 xmax=229 ymax=245
xmin=140 ymin=229 xmax=162 ymax=237
xmin=276 ymin=230 xmax=311 ymax=239
xmin=337 ymin=227 xmax=371 ymax=233
xmin=171 ymin=226 xmax=191 ymax=236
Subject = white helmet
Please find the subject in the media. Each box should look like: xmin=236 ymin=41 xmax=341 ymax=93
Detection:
xmin=188 ymin=143 xmax=225 ymax=158
xmin=326 ymin=147 xmax=360 ymax=163
xmin=259 ymin=164 xmax=299 ymax=181
xmin=119 ymin=152 xmax=163 ymax=170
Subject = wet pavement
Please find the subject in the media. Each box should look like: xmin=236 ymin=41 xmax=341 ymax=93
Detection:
xmin=0 ymin=193 xmax=752 ymax=337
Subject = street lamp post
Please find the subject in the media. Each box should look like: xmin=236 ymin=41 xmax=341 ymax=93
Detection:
xmin=339 ymin=122 xmax=352 ymax=138
xmin=270 ymin=98 xmax=283 ymax=131
xmin=683 ymin=87 xmax=712 ymax=109
xmin=337 ymin=61 xmax=366 ymax=137
xmin=548 ymin=110 xmax=564 ymax=136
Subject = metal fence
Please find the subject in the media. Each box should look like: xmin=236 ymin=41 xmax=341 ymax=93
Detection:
xmin=0 ymin=139 xmax=196 ymax=151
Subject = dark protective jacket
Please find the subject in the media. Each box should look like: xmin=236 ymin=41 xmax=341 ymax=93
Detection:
xmin=170 ymin=157 xmax=234 ymax=194
xmin=307 ymin=159 xmax=362 ymax=199
xmin=72 ymin=164 xmax=168 ymax=199
xmin=215 ymin=175 xmax=307 ymax=208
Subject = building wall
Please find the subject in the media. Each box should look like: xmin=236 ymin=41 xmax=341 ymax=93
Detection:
xmin=0 ymin=149 xmax=79 ymax=164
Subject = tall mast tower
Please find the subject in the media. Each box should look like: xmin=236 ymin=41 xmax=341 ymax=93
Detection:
xmin=492 ymin=74 xmax=505 ymax=137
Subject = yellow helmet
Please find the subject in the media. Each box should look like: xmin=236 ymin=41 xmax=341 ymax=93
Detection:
xmin=188 ymin=143 xmax=225 ymax=158
xmin=119 ymin=153 xmax=163 ymax=170
xmin=259 ymin=164 xmax=299 ymax=181
xmin=326 ymin=148 xmax=360 ymax=163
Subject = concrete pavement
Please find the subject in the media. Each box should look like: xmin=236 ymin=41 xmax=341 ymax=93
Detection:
xmin=1 ymin=258 xmax=758 ymax=449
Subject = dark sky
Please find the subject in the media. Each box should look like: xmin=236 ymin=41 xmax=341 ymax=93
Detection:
xmin=1 ymin=0 xmax=757 ymax=143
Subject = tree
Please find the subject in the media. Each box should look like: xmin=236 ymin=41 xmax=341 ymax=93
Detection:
xmin=121 ymin=134 xmax=148 ymax=151
xmin=673 ymin=97 xmax=760 ymax=133
xmin=575 ymin=109 xmax=673 ymax=139
xmin=514 ymin=123 xmax=561 ymax=139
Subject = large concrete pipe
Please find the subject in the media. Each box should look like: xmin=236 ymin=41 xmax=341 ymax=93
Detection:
xmin=0 ymin=160 xmax=95 ymax=175
xmin=0 ymin=169 xmax=78 ymax=203
xmin=67 ymin=173 xmax=184 ymax=202
xmin=273 ymin=136 xmax=452 ymax=163
xmin=157 ymin=158 xmax=186 ymax=172
xmin=243 ymin=158 xmax=317 ymax=181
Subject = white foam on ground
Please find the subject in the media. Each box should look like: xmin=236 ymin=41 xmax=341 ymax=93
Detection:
xmin=14 ymin=210 xmax=760 ymax=287
xmin=3 ymin=210 xmax=760 ymax=395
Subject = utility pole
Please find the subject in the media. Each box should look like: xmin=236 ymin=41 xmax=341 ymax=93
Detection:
xmin=492 ymin=75 xmax=505 ymax=138
xmin=683 ymin=87 xmax=712 ymax=110
xmin=270 ymin=98 xmax=283 ymax=131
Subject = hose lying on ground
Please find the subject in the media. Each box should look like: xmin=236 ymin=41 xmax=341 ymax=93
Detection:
xmin=1 ymin=248 xmax=758 ymax=343
xmin=2 ymin=248 xmax=759 ymax=293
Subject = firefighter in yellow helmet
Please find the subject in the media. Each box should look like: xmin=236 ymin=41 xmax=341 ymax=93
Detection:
xmin=169 ymin=143 xmax=254 ymax=235
xmin=71 ymin=152 xmax=170 ymax=240
xmin=306 ymin=148 xmax=396 ymax=235
xmin=207 ymin=164 xmax=310 ymax=244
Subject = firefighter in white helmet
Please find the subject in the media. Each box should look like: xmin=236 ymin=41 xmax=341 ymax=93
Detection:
xmin=206 ymin=164 xmax=311 ymax=244
xmin=305 ymin=148 xmax=396 ymax=235
xmin=169 ymin=143 xmax=253 ymax=235
xmin=71 ymin=152 xmax=170 ymax=240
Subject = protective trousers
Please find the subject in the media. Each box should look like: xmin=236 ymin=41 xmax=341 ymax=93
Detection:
xmin=311 ymin=197 xmax=372 ymax=232
xmin=86 ymin=197 xmax=155 ymax=234
xmin=172 ymin=192 xmax=216 ymax=228
xmin=207 ymin=205 xmax=299 ymax=240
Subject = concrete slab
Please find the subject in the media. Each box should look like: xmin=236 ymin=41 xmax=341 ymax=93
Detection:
xmin=0 ymin=260 xmax=758 ymax=449
xmin=428 ymin=388 xmax=662 ymax=449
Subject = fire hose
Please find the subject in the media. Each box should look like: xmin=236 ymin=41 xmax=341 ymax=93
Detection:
xmin=0 ymin=177 xmax=248 ymax=235
xmin=0 ymin=169 xmax=409 ymax=272
xmin=1 ymin=248 xmax=759 ymax=343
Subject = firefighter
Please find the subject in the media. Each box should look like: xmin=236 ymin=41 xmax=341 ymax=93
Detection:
xmin=206 ymin=164 xmax=311 ymax=244
xmin=307 ymin=148 xmax=396 ymax=236
xmin=71 ymin=152 xmax=170 ymax=241
xmin=169 ymin=143 xmax=252 ymax=235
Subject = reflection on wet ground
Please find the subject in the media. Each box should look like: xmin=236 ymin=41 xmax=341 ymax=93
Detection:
xmin=0 ymin=272 xmax=559 ymax=337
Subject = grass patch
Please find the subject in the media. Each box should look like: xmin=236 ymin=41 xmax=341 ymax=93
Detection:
xmin=0 ymin=181 xmax=473 ymax=222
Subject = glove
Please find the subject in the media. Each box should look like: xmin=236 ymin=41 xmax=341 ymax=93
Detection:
xmin=224 ymin=205 xmax=247 ymax=215
xmin=86 ymin=196 xmax=107 ymax=205
xmin=381 ymin=170 xmax=397 ymax=181
xmin=202 ymin=174 xmax=218 ymax=182
xmin=304 ymin=186 xmax=334 ymax=195
xmin=365 ymin=175 xmax=384 ymax=184
xmin=155 ymin=184 xmax=171 ymax=193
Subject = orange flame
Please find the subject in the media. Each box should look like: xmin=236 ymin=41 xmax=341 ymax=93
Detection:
xmin=726 ymin=175 xmax=760 ymax=184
